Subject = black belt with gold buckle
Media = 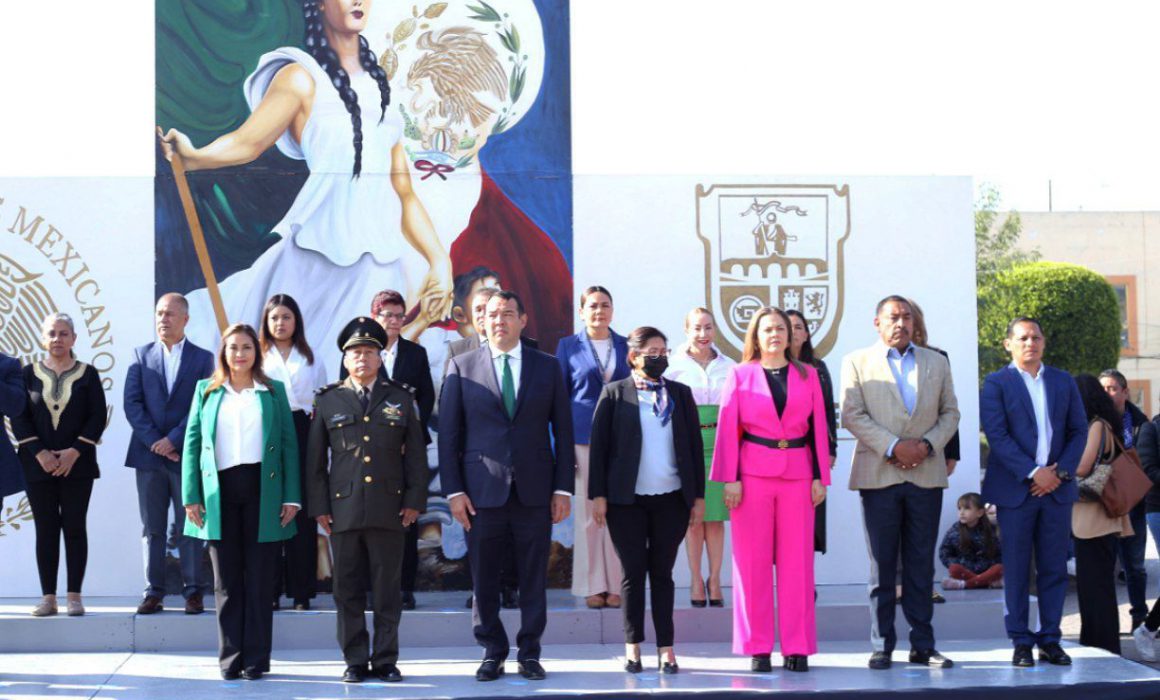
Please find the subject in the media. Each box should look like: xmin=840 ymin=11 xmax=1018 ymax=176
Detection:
xmin=742 ymin=432 xmax=809 ymax=450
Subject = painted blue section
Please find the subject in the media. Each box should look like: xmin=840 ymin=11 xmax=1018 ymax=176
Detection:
xmin=479 ymin=0 xmax=573 ymax=271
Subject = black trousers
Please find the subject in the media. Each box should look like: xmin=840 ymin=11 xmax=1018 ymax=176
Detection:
xmin=861 ymin=482 xmax=942 ymax=653
xmin=331 ymin=527 xmax=405 ymax=668
xmin=1074 ymin=533 xmax=1121 ymax=654
xmin=25 ymin=477 xmax=94 ymax=595
xmin=468 ymin=487 xmax=550 ymax=662
xmin=278 ymin=410 xmax=316 ymax=603
xmin=208 ymin=464 xmax=279 ymax=674
xmin=606 ymin=490 xmax=690 ymax=647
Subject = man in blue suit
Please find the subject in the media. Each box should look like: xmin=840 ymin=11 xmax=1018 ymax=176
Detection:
xmin=981 ymin=317 xmax=1087 ymax=667
xmin=0 ymin=351 xmax=26 ymax=510
xmin=123 ymin=293 xmax=215 ymax=615
xmin=439 ymin=290 xmax=574 ymax=682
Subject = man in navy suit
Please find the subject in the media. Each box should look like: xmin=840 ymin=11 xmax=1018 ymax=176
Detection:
xmin=0 ymin=351 xmax=26 ymax=511
xmin=439 ymin=290 xmax=574 ymax=682
xmin=981 ymin=317 xmax=1087 ymax=667
xmin=123 ymin=293 xmax=215 ymax=615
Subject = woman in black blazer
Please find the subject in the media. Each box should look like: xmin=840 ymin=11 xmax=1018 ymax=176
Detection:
xmin=589 ymin=326 xmax=705 ymax=675
xmin=11 ymin=313 xmax=107 ymax=618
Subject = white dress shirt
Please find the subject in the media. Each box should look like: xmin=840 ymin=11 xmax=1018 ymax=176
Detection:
xmin=490 ymin=340 xmax=522 ymax=397
xmin=162 ymin=338 xmax=185 ymax=394
xmin=1014 ymin=362 xmax=1053 ymax=474
xmin=214 ymin=382 xmax=267 ymax=471
xmin=264 ymin=345 xmax=327 ymax=412
xmin=663 ymin=342 xmax=736 ymax=405
xmin=635 ymin=391 xmax=681 ymax=495
xmin=382 ymin=337 xmax=399 ymax=380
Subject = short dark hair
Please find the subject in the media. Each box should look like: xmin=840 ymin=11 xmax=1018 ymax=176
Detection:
xmin=1099 ymin=369 xmax=1128 ymax=390
xmin=492 ymin=289 xmax=525 ymax=315
xmin=452 ymin=266 xmax=501 ymax=311
xmin=370 ymin=290 xmax=406 ymax=317
xmin=1006 ymin=316 xmax=1045 ymax=339
xmin=875 ymin=295 xmax=912 ymax=316
xmin=580 ymin=285 xmax=613 ymax=308
xmin=626 ymin=326 xmax=667 ymax=352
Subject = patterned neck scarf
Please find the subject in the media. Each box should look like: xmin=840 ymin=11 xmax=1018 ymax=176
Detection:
xmin=633 ymin=372 xmax=673 ymax=427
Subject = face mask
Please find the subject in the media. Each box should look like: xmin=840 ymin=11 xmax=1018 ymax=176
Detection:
xmin=641 ymin=355 xmax=669 ymax=379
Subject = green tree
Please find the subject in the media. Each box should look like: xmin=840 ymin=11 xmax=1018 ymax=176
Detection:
xmin=977 ymin=262 xmax=1121 ymax=381
xmin=975 ymin=183 xmax=1039 ymax=284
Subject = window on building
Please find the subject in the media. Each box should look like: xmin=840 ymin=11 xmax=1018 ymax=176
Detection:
xmin=1106 ymin=275 xmax=1138 ymax=356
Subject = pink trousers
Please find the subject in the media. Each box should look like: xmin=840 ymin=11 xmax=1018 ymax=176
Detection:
xmin=730 ymin=474 xmax=816 ymax=656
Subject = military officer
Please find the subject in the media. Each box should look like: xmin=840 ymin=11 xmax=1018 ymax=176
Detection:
xmin=306 ymin=318 xmax=428 ymax=683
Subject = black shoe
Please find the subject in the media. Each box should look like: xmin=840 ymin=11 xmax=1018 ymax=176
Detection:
xmin=784 ymin=654 xmax=809 ymax=672
xmin=465 ymin=595 xmax=474 ymax=609
xmin=221 ymin=669 xmax=240 ymax=681
xmin=751 ymin=654 xmax=772 ymax=672
xmin=241 ymin=668 xmax=263 ymax=681
xmin=690 ymin=598 xmax=708 ymax=608
xmin=518 ymin=659 xmax=546 ymax=680
xmin=659 ymin=653 xmax=679 ymax=674
xmin=707 ymin=578 xmax=724 ymax=608
xmin=1038 ymin=642 xmax=1072 ymax=666
xmin=501 ymin=586 xmax=520 ymax=610
xmin=373 ymin=664 xmax=402 ymax=682
xmin=869 ymin=651 xmax=892 ymax=670
xmin=624 ymin=658 xmax=643 ymax=673
xmin=402 ymin=591 xmax=416 ymax=611
xmin=909 ymin=648 xmax=954 ymax=668
xmin=1012 ymin=645 xmax=1035 ymax=667
xmin=342 ymin=665 xmax=367 ymax=683
xmin=476 ymin=658 xmax=504 ymax=682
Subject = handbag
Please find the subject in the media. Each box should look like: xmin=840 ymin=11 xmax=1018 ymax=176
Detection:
xmin=1077 ymin=421 xmax=1114 ymax=501
xmin=1100 ymin=432 xmax=1152 ymax=518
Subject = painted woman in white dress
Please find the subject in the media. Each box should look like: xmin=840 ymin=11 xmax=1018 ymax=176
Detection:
xmin=159 ymin=0 xmax=451 ymax=371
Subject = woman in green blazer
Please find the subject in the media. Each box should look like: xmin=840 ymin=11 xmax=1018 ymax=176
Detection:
xmin=182 ymin=323 xmax=300 ymax=681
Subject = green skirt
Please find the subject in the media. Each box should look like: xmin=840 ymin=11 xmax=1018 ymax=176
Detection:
xmin=699 ymin=404 xmax=729 ymax=522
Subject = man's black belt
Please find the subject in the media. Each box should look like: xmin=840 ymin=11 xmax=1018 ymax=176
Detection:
xmin=742 ymin=432 xmax=809 ymax=450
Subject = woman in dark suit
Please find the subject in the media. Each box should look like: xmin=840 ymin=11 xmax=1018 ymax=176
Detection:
xmin=182 ymin=323 xmax=301 ymax=680
xmin=11 ymin=313 xmax=107 ymax=618
xmin=785 ymin=309 xmax=837 ymax=556
xmin=557 ymin=285 xmax=630 ymax=608
xmin=589 ymin=326 xmax=705 ymax=674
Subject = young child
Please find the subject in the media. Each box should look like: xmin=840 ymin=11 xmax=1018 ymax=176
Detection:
xmin=939 ymin=492 xmax=1003 ymax=590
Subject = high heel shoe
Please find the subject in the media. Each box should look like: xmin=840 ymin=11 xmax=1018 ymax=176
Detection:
xmin=690 ymin=578 xmax=707 ymax=608
xmin=784 ymin=654 xmax=809 ymax=672
xmin=707 ymin=578 xmax=724 ymax=607
xmin=658 ymin=652 xmax=679 ymax=674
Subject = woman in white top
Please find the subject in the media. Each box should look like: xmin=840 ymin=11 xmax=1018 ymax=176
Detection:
xmin=664 ymin=308 xmax=736 ymax=607
xmin=182 ymin=324 xmax=300 ymax=680
xmin=260 ymin=294 xmax=327 ymax=611
xmin=159 ymin=0 xmax=452 ymax=374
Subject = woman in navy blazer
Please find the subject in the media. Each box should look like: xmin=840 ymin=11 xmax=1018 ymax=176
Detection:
xmin=556 ymin=285 xmax=629 ymax=608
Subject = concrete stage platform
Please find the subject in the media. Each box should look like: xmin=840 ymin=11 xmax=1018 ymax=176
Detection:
xmin=1 ymin=641 xmax=1159 ymax=700
xmin=0 ymin=585 xmax=1031 ymax=653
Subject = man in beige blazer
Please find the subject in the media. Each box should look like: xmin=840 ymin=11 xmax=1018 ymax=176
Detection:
xmin=841 ymin=296 xmax=960 ymax=671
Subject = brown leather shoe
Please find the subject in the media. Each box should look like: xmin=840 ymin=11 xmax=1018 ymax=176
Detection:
xmin=185 ymin=594 xmax=205 ymax=615
xmin=137 ymin=596 xmax=164 ymax=615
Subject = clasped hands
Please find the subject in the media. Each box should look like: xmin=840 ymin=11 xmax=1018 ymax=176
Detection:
xmin=35 ymin=448 xmax=81 ymax=478
xmin=1029 ymin=464 xmax=1062 ymax=498
xmin=888 ymin=439 xmax=931 ymax=470
xmin=150 ymin=437 xmax=180 ymax=462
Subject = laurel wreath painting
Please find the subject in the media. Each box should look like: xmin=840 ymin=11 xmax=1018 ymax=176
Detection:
xmin=382 ymin=1 xmax=528 ymax=170
xmin=0 ymin=496 xmax=34 ymax=537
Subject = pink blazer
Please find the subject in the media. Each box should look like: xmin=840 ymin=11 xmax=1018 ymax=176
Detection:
xmin=709 ymin=362 xmax=831 ymax=485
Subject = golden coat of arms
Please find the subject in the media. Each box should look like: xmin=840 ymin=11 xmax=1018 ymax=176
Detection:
xmin=696 ymin=184 xmax=851 ymax=360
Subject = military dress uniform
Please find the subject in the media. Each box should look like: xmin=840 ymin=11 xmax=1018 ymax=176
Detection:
xmin=306 ymin=319 xmax=428 ymax=679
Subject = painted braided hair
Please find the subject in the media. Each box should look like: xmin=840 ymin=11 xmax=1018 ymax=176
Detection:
xmin=302 ymin=1 xmax=391 ymax=177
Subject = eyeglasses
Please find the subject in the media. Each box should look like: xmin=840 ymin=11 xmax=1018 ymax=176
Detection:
xmin=639 ymin=349 xmax=670 ymax=358
xmin=376 ymin=312 xmax=406 ymax=322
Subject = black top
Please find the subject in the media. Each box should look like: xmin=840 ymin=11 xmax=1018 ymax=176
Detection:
xmin=763 ymin=365 xmax=790 ymax=418
xmin=10 ymin=361 xmax=108 ymax=483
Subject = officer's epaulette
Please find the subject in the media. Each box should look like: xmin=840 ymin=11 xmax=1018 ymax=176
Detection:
xmin=314 ymin=381 xmax=343 ymax=396
xmin=381 ymin=377 xmax=417 ymax=395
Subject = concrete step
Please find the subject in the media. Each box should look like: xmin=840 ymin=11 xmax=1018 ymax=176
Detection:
xmin=0 ymin=585 xmax=1027 ymax=653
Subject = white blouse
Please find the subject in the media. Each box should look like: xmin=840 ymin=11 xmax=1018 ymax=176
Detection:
xmin=664 ymin=343 xmax=736 ymax=406
xmin=635 ymin=391 xmax=681 ymax=496
xmin=215 ymin=382 xmax=267 ymax=471
xmin=263 ymin=345 xmax=327 ymax=413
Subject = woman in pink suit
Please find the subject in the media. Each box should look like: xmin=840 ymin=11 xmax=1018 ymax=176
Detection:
xmin=711 ymin=306 xmax=829 ymax=673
